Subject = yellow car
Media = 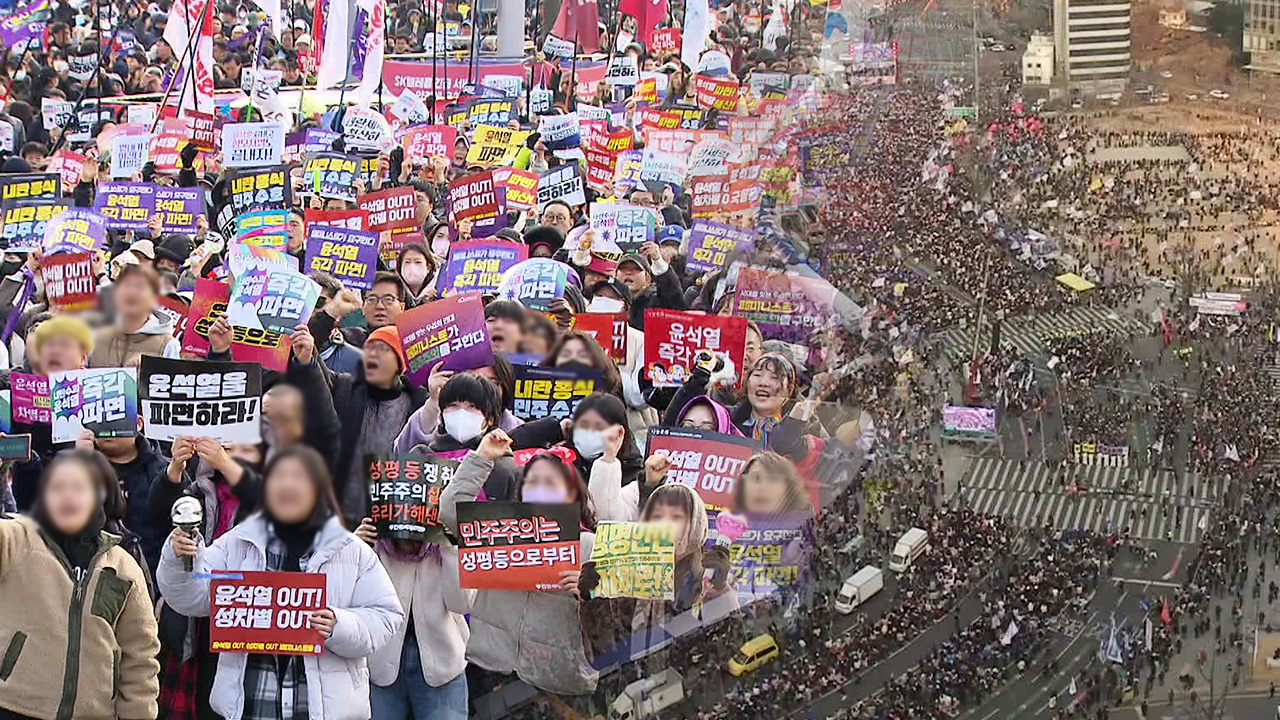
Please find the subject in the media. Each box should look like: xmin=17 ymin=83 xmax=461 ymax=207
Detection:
xmin=727 ymin=634 xmax=779 ymax=677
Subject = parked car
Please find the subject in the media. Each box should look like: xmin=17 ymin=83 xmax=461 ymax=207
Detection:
xmin=1209 ymin=89 xmax=1230 ymax=99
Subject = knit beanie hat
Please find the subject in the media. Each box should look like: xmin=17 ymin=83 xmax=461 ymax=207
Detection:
xmin=365 ymin=325 xmax=407 ymax=373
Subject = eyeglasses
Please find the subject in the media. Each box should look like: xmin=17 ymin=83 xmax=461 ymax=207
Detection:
xmin=365 ymin=294 xmax=401 ymax=307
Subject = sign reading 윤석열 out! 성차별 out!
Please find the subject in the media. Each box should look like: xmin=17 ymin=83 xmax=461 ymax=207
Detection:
xmin=209 ymin=571 xmax=326 ymax=655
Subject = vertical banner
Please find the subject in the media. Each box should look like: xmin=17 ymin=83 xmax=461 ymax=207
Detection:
xmin=588 ymin=521 xmax=677 ymax=600
xmin=456 ymin=501 xmax=581 ymax=590
xmin=49 ymin=368 xmax=138 ymax=443
xmin=139 ymin=356 xmax=263 ymax=444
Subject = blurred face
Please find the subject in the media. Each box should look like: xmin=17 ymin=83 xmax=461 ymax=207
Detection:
xmin=472 ymin=365 xmax=504 ymax=405
xmin=414 ymin=191 xmax=432 ymax=224
xmin=555 ymin=338 xmax=594 ymax=367
xmin=659 ymin=242 xmax=680 ymax=262
xmin=228 ymin=443 xmax=263 ymax=466
xmin=680 ymin=402 xmax=718 ymax=431
xmin=616 ymin=262 xmax=649 ymax=295
xmin=747 ymin=364 xmax=789 ymax=416
xmin=363 ymin=340 xmax=400 ymax=387
xmin=629 ymin=190 xmax=656 ymax=208
xmin=95 ymin=435 xmax=136 ymax=459
xmin=40 ymin=334 xmax=87 ymax=374
xmin=115 ymin=273 xmax=156 ymax=320
xmin=263 ymin=390 xmax=304 ymax=447
xmin=531 ymin=244 xmax=553 ymax=259
xmin=363 ymin=281 xmax=404 ymax=328
xmin=648 ymin=500 xmax=690 ymax=556
xmin=399 ymin=250 xmax=431 ymax=288
xmin=573 ymin=408 xmax=610 ymax=433
xmin=156 ymin=256 xmax=179 ymax=274
xmin=744 ymin=327 xmax=763 ymax=371
xmin=520 ymin=459 xmax=575 ymax=503
xmin=264 ymin=456 xmax=318 ymax=524
xmin=541 ymin=204 xmax=573 ymax=235
xmin=42 ymin=462 xmax=98 ymax=534
xmin=486 ymin=314 xmax=523 ymax=353
xmin=287 ymin=214 xmax=305 ymax=251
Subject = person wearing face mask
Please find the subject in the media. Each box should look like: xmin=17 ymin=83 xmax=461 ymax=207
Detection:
xmin=539 ymin=331 xmax=622 ymax=396
xmin=586 ymin=278 xmax=656 ymax=442
xmin=396 ymin=244 xmax=439 ymax=308
xmin=392 ymin=356 xmax=524 ymax=454
xmin=511 ymin=393 xmax=644 ymax=490
xmin=438 ymin=429 xmax=599 ymax=696
xmin=414 ymin=372 xmax=518 ymax=501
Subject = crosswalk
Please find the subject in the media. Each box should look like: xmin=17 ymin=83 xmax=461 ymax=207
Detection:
xmin=958 ymin=457 xmax=1218 ymax=543
xmin=1264 ymin=364 xmax=1280 ymax=389
xmin=936 ymin=305 xmax=1147 ymax=367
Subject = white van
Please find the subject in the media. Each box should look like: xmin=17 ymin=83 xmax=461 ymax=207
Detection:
xmin=888 ymin=527 xmax=928 ymax=572
xmin=835 ymin=565 xmax=884 ymax=614
xmin=610 ymin=669 xmax=684 ymax=720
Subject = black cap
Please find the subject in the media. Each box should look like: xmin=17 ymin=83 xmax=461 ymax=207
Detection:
xmin=590 ymin=278 xmax=633 ymax=306
xmin=618 ymin=253 xmax=651 ymax=276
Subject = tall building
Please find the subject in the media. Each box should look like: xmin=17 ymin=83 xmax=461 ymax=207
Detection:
xmin=1053 ymin=0 xmax=1132 ymax=92
xmin=1245 ymin=0 xmax=1280 ymax=73
xmin=1022 ymin=32 xmax=1056 ymax=85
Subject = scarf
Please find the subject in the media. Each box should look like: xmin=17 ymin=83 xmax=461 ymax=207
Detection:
xmin=751 ymin=413 xmax=782 ymax=445
xmin=376 ymin=538 xmax=442 ymax=564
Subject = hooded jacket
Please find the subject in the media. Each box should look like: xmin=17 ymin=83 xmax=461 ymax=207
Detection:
xmin=88 ymin=311 xmax=181 ymax=369
xmin=107 ymin=437 xmax=171 ymax=577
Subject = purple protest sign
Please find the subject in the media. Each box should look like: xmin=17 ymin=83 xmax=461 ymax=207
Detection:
xmin=11 ymin=372 xmax=50 ymax=425
xmin=154 ymin=187 xmax=204 ymax=234
xmin=731 ymin=266 xmax=837 ymax=344
xmin=93 ymin=182 xmax=156 ymax=232
xmin=43 ymin=209 xmax=107 ymax=253
xmin=686 ymin=220 xmax=755 ymax=272
xmin=396 ymin=293 xmax=494 ymax=386
xmin=439 ymin=240 xmax=528 ymax=296
xmin=303 ymin=225 xmax=379 ymax=290
xmin=0 ymin=0 xmax=48 ymax=51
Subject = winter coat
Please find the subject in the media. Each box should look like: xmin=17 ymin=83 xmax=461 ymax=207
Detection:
xmin=88 ymin=312 xmax=181 ymax=369
xmin=368 ymin=545 xmax=473 ymax=688
xmin=110 ymin=437 xmax=171 ymax=578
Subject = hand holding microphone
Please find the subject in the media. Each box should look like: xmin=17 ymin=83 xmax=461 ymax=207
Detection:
xmin=171 ymin=496 xmax=203 ymax=573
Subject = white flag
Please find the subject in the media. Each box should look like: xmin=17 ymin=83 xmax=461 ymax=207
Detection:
xmin=255 ymin=0 xmax=282 ymax=37
xmin=1000 ymin=620 xmax=1018 ymax=646
xmin=762 ymin=1 xmax=786 ymax=52
xmin=681 ymin=0 xmax=709 ymax=69
xmin=352 ymin=0 xmax=385 ymax=104
xmin=1068 ymin=677 xmax=1077 ymax=695
xmin=316 ymin=0 xmax=352 ymax=90
xmin=164 ymin=0 xmax=214 ymax=116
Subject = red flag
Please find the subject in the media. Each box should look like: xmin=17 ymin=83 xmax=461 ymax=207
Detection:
xmin=1160 ymin=599 xmax=1172 ymax=626
xmin=552 ymin=0 xmax=601 ymax=53
xmin=618 ymin=0 xmax=669 ymax=45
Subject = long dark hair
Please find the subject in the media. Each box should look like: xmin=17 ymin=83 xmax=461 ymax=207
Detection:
xmin=542 ymin=331 xmax=622 ymax=395
xmin=572 ymin=393 xmax=638 ymax=460
xmin=260 ymin=446 xmax=341 ymax=529
xmin=32 ymin=449 xmax=113 ymax=537
xmin=515 ymin=453 xmax=596 ymax=531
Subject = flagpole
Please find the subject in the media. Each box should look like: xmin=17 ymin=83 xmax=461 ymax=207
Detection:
xmin=570 ymin=31 xmax=577 ymax=111
xmin=466 ymin=0 xmax=478 ymax=85
xmin=294 ymin=0 xmax=311 ymax=124
xmin=49 ymin=22 xmax=125 ymax=155
xmin=429 ymin=0 xmax=437 ymax=122
xmin=144 ymin=6 xmax=206 ymax=135
xmin=245 ymin=26 xmax=267 ymax=120
xmin=332 ymin=11 xmax=355 ymax=132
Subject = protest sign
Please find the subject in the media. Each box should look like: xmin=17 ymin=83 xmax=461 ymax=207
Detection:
xmin=1 ymin=198 xmax=72 ymax=251
xmin=47 ymin=151 xmax=86 ymax=193
xmin=11 ymin=373 xmax=49 ymax=425
xmin=110 ymin=134 xmax=150 ymax=178
xmin=397 ymin=293 xmax=493 ymax=385
xmin=447 ymin=171 xmax=500 ymax=224
xmin=511 ymin=365 xmax=602 ymax=422
xmin=689 ymin=175 xmax=729 ymax=218
xmin=639 ymin=148 xmax=688 ymax=195
xmin=42 ymin=252 xmax=96 ymax=310
xmin=571 ymin=313 xmax=628 ymax=363
xmin=651 ymin=27 xmax=681 ymax=56
xmin=209 ymin=571 xmax=325 ymax=655
xmin=530 ymin=88 xmax=553 ymax=115
xmin=93 ymin=182 xmax=155 ymax=231
xmin=301 ymin=153 xmax=358 ymax=202
xmin=589 ymin=521 xmax=676 ymax=600
xmin=49 ymin=368 xmax=138 ymax=443
xmin=222 ymin=122 xmax=286 ymax=168
xmin=646 ymin=427 xmax=761 ymax=511
xmin=612 ymin=150 xmax=644 ymax=194
xmin=541 ymin=34 xmax=575 ymax=58
xmin=728 ymin=513 xmax=810 ymax=596
xmin=139 ymin=357 xmax=261 ymax=444
xmin=43 ymin=209 xmax=106 ymax=253
xmin=126 ymin=104 xmax=158 ymax=127
xmin=366 ymin=454 xmax=458 ymax=542
xmin=389 ymin=90 xmax=430 ymax=124
xmin=536 ymin=165 xmax=586 ymax=209
xmin=68 ymin=51 xmax=97 ymax=81
xmin=154 ymin=187 xmax=204 ymax=234
xmin=686 ymin=220 xmax=753 ymax=272
xmin=401 ymin=125 xmax=456 ymax=160
xmin=605 ymin=55 xmax=639 ymax=86
xmin=797 ymin=131 xmax=853 ymax=184
xmin=438 ymin=239 xmax=527 ymax=296
xmin=342 ymin=106 xmax=394 ymax=152
xmin=456 ymin=502 xmax=580 ymax=591
xmin=358 ymin=187 xmax=416 ymax=232
xmin=538 ymin=113 xmax=581 ymax=152
xmin=731 ymin=266 xmax=837 ymax=344
xmin=466 ymin=99 xmax=514 ymax=127
xmin=466 ymin=125 xmax=530 ymax=168
xmin=0 ymin=435 xmax=30 ymax=461
xmin=693 ymin=75 xmax=741 ymax=111
xmin=185 ymin=279 xmax=292 ymax=372
xmin=495 ymin=258 xmax=578 ymax=311
xmin=304 ymin=225 xmax=379 ymax=290
xmin=1 ymin=173 xmax=60 ymax=201
xmin=305 ymin=208 xmax=368 ymax=231
xmin=492 ymin=168 xmax=538 ymax=212
xmin=227 ymin=266 xmax=321 ymax=335
xmin=689 ymin=138 xmax=733 ymax=176
xmin=590 ymin=202 xmax=656 ymax=254
xmin=41 ymin=99 xmax=75 ymax=130
xmin=644 ymin=309 xmax=748 ymax=387
xmin=226 ymin=166 xmax=292 ymax=215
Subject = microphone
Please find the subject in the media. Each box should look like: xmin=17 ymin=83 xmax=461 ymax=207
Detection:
xmin=171 ymin=496 xmax=203 ymax=573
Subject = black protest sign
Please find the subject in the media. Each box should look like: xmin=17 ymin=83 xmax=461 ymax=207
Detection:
xmin=366 ymin=454 xmax=459 ymax=541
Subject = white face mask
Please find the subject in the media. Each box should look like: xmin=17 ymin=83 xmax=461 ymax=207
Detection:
xmin=431 ymin=234 xmax=450 ymax=258
xmin=443 ymin=408 xmax=485 ymax=444
xmin=401 ymin=264 xmax=428 ymax=287
xmin=587 ymin=296 xmax=624 ymax=314
xmin=573 ymin=428 xmax=605 ymax=459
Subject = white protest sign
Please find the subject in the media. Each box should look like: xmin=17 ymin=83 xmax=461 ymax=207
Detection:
xmin=542 ymin=35 xmax=575 ymax=58
xmin=41 ymin=99 xmax=75 ymax=130
xmin=481 ymin=74 xmax=524 ymax=98
xmin=605 ymin=55 xmax=640 ymax=86
xmin=390 ymin=90 xmax=430 ymax=124
xmin=126 ymin=104 xmax=158 ymax=127
xmin=530 ymin=88 xmax=553 ymax=116
xmin=536 ymin=164 xmax=586 ymax=209
xmin=342 ymin=106 xmax=394 ymax=152
xmin=688 ymin=138 xmax=733 ymax=176
xmin=222 ymin=122 xmax=286 ymax=168
xmin=110 ymin=135 xmax=150 ymax=178
xmin=638 ymin=147 xmax=688 ymax=191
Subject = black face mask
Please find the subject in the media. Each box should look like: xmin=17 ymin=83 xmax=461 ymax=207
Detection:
xmin=0 ymin=261 xmax=21 ymax=278
xmin=559 ymin=360 xmax=595 ymax=373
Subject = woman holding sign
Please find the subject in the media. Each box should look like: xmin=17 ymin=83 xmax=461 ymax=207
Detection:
xmin=157 ymin=446 xmax=405 ymax=720
xmin=0 ymin=449 xmax=160 ymax=720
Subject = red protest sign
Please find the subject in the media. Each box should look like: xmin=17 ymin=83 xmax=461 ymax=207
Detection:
xmin=492 ymin=168 xmax=539 ymax=212
xmin=402 ymin=124 xmax=457 ymax=161
xmin=694 ymin=75 xmax=741 ymax=112
xmin=184 ymin=278 xmax=292 ymax=372
xmin=651 ymin=28 xmax=681 ymax=57
xmin=690 ymin=174 xmax=730 ymax=218
xmin=209 ymin=571 xmax=326 ymax=655
xmin=639 ymin=108 xmax=682 ymax=141
xmin=358 ymin=187 xmax=417 ymax=232
xmin=305 ymin=208 xmax=369 ymax=231
xmin=643 ymin=309 xmax=747 ymax=387
xmin=457 ymin=501 xmax=581 ymax=591
xmin=47 ymin=150 xmax=86 ymax=193
xmin=573 ymin=313 xmax=627 ymax=363
xmin=41 ymin=252 xmax=96 ymax=310
xmin=512 ymin=445 xmax=579 ymax=467
xmin=646 ymin=427 xmax=761 ymax=511
xmin=447 ymin=170 xmax=500 ymax=224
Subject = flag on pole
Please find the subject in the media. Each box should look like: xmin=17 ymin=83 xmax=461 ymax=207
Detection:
xmin=1068 ymin=677 xmax=1077 ymax=695
xmin=1160 ymin=599 xmax=1172 ymax=626
xmin=999 ymin=619 xmax=1018 ymax=646
xmin=163 ymin=0 xmax=214 ymax=116
xmin=552 ymin=0 xmax=599 ymax=53
xmin=1145 ymin=617 xmax=1154 ymax=649
xmin=315 ymin=0 xmax=351 ymax=90
xmin=618 ymin=0 xmax=667 ymax=46
xmin=351 ymin=0 xmax=385 ymax=103
xmin=762 ymin=0 xmax=786 ymax=52
xmin=255 ymin=0 xmax=282 ymax=37
xmin=681 ymin=0 xmax=709 ymax=68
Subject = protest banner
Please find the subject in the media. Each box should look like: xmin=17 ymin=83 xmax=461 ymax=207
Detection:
xmin=542 ymin=34 xmax=575 ymax=58
xmin=571 ymin=313 xmax=628 ymax=364
xmin=511 ymin=365 xmax=602 ymax=422
xmin=401 ymin=125 xmax=456 ymax=160
xmin=139 ymin=357 xmax=262 ymax=444
xmin=301 ymin=153 xmax=359 ymax=202
xmin=389 ymin=89 xmax=430 ymax=124
xmin=305 ymin=208 xmax=368 ymax=231
xmin=93 ymin=182 xmax=155 ymax=231
xmin=495 ymin=258 xmax=577 ymax=311
xmin=942 ymin=406 xmax=997 ymax=437
xmin=605 ymin=55 xmax=639 ymax=86
xmin=47 ymin=151 xmax=86 ymax=193
xmin=366 ymin=454 xmax=458 ymax=542
xmin=42 ymin=252 xmax=96 ymax=310
xmin=638 ymin=148 xmax=688 ymax=195
xmin=466 ymin=125 xmax=530 ymax=167
xmin=686 ymin=220 xmax=754 ymax=272
xmin=49 ymin=368 xmax=138 ymax=443
xmin=536 ymin=164 xmax=586 ymax=209
xmin=693 ymin=75 xmax=740 ymax=112
xmin=226 ymin=166 xmax=292 ymax=215
xmin=651 ymin=27 xmax=681 ymax=56
xmin=492 ymin=168 xmax=538 ymax=212
xmin=43 ymin=209 xmax=106 ymax=253
xmin=447 ymin=171 xmax=500 ymax=224
xmin=396 ymin=292 xmax=493 ymax=385
xmin=438 ymin=239 xmax=527 ymax=296
xmin=689 ymin=176 xmax=729 ymax=218
xmin=304 ymin=225 xmax=379 ymax=290
xmin=42 ymin=98 xmax=75 ymax=130
xmin=456 ymin=501 xmax=580 ymax=591
xmin=466 ymin=99 xmax=514 ymax=127
xmin=538 ymin=113 xmax=581 ymax=152
xmin=1 ymin=198 xmax=72 ymax=251
xmin=1 ymin=173 xmax=60 ymax=201
xmin=358 ymin=187 xmax=417 ymax=232
xmin=731 ymin=266 xmax=837 ymax=344
xmin=209 ymin=571 xmax=325 ymax=655
xmin=227 ymin=266 xmax=321 ymax=335
xmin=109 ymin=134 xmax=149 ymax=178
xmin=589 ymin=521 xmax=676 ymax=600
xmin=222 ymin=122 xmax=286 ymax=168
xmin=11 ymin=372 xmax=49 ymax=425
xmin=184 ymin=279 xmax=292 ymax=372
xmin=154 ymin=187 xmax=204 ymax=234
xmin=342 ymin=106 xmax=394 ymax=152
xmin=590 ymin=202 xmax=656 ymax=253
xmin=644 ymin=309 xmax=748 ymax=387
xmin=0 ymin=435 xmax=31 ymax=461
xmin=646 ymin=427 xmax=761 ymax=511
